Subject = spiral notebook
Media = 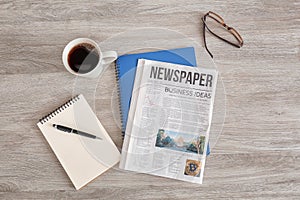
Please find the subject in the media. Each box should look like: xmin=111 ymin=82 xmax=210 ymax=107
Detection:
xmin=115 ymin=47 xmax=210 ymax=155
xmin=115 ymin=47 xmax=197 ymax=134
xmin=37 ymin=94 xmax=120 ymax=190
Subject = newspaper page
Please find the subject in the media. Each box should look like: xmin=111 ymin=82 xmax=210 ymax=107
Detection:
xmin=120 ymin=59 xmax=218 ymax=184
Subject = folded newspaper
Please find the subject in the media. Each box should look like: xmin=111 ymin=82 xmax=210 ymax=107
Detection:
xmin=120 ymin=59 xmax=218 ymax=184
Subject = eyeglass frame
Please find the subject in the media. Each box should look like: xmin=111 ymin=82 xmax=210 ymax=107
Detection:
xmin=202 ymin=11 xmax=244 ymax=58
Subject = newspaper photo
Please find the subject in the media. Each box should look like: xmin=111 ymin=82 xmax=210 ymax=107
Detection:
xmin=120 ymin=59 xmax=218 ymax=184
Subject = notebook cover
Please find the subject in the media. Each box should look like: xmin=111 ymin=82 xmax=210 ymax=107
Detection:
xmin=37 ymin=94 xmax=120 ymax=190
xmin=115 ymin=47 xmax=210 ymax=154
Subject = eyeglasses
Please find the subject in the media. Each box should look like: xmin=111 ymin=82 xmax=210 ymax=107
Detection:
xmin=202 ymin=11 xmax=244 ymax=58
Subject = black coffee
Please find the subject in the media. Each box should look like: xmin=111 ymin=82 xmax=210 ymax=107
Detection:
xmin=68 ymin=43 xmax=99 ymax=74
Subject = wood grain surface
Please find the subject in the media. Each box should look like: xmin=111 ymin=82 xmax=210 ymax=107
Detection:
xmin=0 ymin=0 xmax=299 ymax=199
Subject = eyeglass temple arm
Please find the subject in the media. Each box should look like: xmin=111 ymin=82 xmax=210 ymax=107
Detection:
xmin=202 ymin=17 xmax=214 ymax=58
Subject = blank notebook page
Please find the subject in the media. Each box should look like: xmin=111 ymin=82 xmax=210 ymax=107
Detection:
xmin=37 ymin=94 xmax=120 ymax=190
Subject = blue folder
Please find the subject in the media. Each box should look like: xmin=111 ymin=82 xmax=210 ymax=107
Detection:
xmin=116 ymin=47 xmax=210 ymax=155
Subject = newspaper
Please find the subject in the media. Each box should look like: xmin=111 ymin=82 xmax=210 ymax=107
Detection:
xmin=120 ymin=59 xmax=218 ymax=184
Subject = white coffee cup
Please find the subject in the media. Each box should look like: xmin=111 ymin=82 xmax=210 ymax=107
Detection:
xmin=62 ymin=38 xmax=117 ymax=78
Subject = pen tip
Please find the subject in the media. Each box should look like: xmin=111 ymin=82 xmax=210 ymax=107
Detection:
xmin=96 ymin=136 xmax=102 ymax=140
xmin=53 ymin=124 xmax=56 ymax=128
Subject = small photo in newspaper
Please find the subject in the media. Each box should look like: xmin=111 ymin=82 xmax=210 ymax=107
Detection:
xmin=184 ymin=159 xmax=202 ymax=177
xmin=155 ymin=129 xmax=206 ymax=155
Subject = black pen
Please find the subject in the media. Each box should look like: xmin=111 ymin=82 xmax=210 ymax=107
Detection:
xmin=53 ymin=124 xmax=102 ymax=140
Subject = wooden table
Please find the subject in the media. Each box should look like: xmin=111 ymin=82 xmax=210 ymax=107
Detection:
xmin=1 ymin=1 xmax=299 ymax=199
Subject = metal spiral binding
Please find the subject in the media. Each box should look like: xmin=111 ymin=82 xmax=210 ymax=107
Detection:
xmin=38 ymin=95 xmax=80 ymax=124
xmin=114 ymin=60 xmax=124 ymax=135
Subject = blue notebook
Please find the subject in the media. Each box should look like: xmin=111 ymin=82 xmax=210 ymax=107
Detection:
xmin=115 ymin=47 xmax=210 ymax=154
